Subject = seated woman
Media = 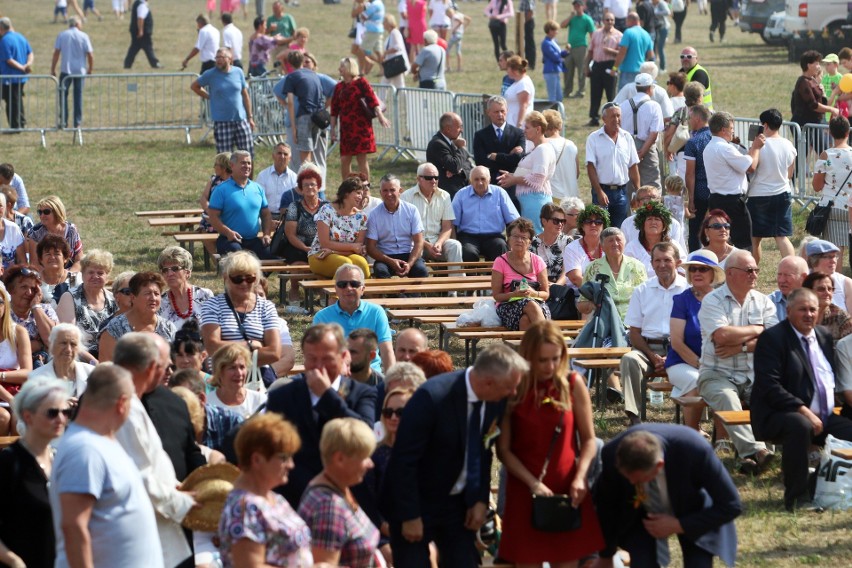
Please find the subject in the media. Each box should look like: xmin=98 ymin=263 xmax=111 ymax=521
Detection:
xmin=530 ymin=202 xmax=572 ymax=285
xmin=410 ymin=349 xmax=454 ymax=379
xmin=804 ymin=239 xmax=852 ymax=314
xmin=171 ymin=320 xmax=212 ymax=388
xmin=37 ymin=235 xmax=81 ymax=307
xmin=0 ymin=192 xmax=25 ymax=270
xmin=0 ymin=185 xmax=33 ymax=237
xmin=57 ymin=249 xmax=117 ymax=362
xmin=95 ymin=271 xmax=134 ymax=342
xmin=491 ymin=218 xmax=551 ymax=331
xmin=580 ymin=227 xmax=647 ymax=320
xmin=307 ymin=177 xmax=371 ymax=279
xmin=298 ymin=417 xmax=380 ymax=567
xmin=802 ymin=271 xmax=852 ymax=343
xmin=0 ymin=281 xmax=32 ymax=435
xmin=4 ymin=265 xmax=58 ymax=369
xmin=562 ymin=204 xmax=608 ymax=290
xmin=27 ymin=196 xmax=83 ymax=272
xmin=560 ymin=196 xmax=584 ymax=239
xmin=29 ymin=323 xmax=94 ymax=399
xmin=219 ymin=414 xmax=313 ymax=567
xmin=255 ymin=276 xmax=296 ymax=380
xmin=624 ymin=200 xmax=686 ymax=277
xmin=699 ymin=209 xmax=739 ymax=269
xmin=98 ymin=271 xmax=176 ymax=362
xmin=157 ymin=246 xmax=214 ymax=330
xmin=207 ymin=343 xmax=267 ymax=420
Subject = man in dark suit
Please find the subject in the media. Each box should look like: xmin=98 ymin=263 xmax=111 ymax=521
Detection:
xmin=473 ymin=95 xmax=525 ymax=211
xmin=752 ymin=287 xmax=852 ymax=511
xmin=426 ymin=112 xmax=473 ymax=198
xmin=266 ymin=323 xmax=376 ymax=508
xmin=382 ymin=344 xmax=528 ymax=568
xmin=594 ymin=424 xmax=741 ymax=568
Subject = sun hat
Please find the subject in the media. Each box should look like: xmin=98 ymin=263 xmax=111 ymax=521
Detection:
xmin=180 ymin=463 xmax=240 ymax=532
xmin=805 ymin=239 xmax=840 ymax=257
xmin=681 ymin=249 xmax=725 ymax=284
xmin=823 ymin=54 xmax=840 ymax=64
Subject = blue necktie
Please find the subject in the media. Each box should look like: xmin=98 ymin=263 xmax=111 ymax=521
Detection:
xmin=465 ymin=400 xmax=484 ymax=506
xmin=496 ymin=127 xmax=503 ymax=142
xmin=803 ymin=336 xmax=830 ymax=423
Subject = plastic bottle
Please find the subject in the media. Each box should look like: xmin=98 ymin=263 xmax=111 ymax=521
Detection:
xmin=650 ymin=389 xmax=664 ymax=407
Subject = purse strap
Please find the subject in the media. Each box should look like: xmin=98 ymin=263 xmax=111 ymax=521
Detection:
xmin=537 ymin=411 xmax=565 ymax=482
xmin=224 ymin=293 xmax=252 ymax=344
xmin=828 ymin=166 xmax=852 ymax=201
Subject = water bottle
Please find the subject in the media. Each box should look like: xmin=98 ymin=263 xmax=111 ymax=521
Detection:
xmin=650 ymin=389 xmax=664 ymax=408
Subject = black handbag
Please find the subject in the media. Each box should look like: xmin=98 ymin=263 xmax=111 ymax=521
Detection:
xmin=269 ymin=221 xmax=290 ymax=258
xmin=383 ymin=54 xmax=407 ymax=78
xmin=546 ymin=284 xmax=580 ymax=321
xmin=310 ymin=108 xmax=331 ymax=129
xmin=530 ymin=413 xmax=582 ymax=532
xmin=806 ymin=168 xmax=852 ymax=236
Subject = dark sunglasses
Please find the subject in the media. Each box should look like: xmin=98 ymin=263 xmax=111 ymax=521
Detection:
xmin=549 ymin=218 xmax=567 ymax=225
xmin=419 ymin=175 xmax=439 ymax=181
xmin=336 ymin=280 xmax=363 ymax=289
xmin=731 ymin=266 xmax=760 ymax=275
xmin=45 ymin=407 xmax=73 ymax=419
xmin=707 ymin=222 xmax=730 ymax=230
xmin=583 ymin=219 xmax=605 ymax=226
xmin=382 ymin=407 xmax=405 ymax=418
xmin=117 ymin=287 xmax=132 ymax=295
xmin=230 ymin=274 xmax=257 ymax=285
xmin=161 ymin=266 xmax=184 ymax=274
xmin=688 ymin=265 xmax=712 ymax=273
xmin=37 ymin=208 xmax=54 ymax=216
xmin=680 ymin=54 xmax=695 ymax=60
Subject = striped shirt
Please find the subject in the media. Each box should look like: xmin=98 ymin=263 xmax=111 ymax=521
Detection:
xmin=200 ymin=294 xmax=279 ymax=342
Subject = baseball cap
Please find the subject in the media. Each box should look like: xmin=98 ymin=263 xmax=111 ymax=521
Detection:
xmin=823 ymin=54 xmax=840 ymax=64
xmin=634 ymin=73 xmax=654 ymax=87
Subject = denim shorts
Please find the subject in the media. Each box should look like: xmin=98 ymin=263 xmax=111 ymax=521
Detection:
xmin=747 ymin=192 xmax=792 ymax=237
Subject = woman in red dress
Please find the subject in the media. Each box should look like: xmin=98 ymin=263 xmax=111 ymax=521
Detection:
xmin=497 ymin=320 xmax=604 ymax=567
xmin=330 ymin=57 xmax=391 ymax=182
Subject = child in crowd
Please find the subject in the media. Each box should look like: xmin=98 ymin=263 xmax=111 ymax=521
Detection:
xmin=54 ymin=0 xmax=69 ymax=23
xmin=171 ymin=320 xmax=213 ymax=392
xmin=829 ymin=48 xmax=852 ymax=119
xmin=499 ymin=50 xmax=515 ymax=96
xmin=280 ymin=27 xmax=310 ymax=73
xmin=664 ymin=174 xmax=688 ymax=228
xmin=445 ymin=8 xmax=471 ymax=72
xmin=541 ymin=20 xmax=569 ymax=102
xmin=823 ymin=54 xmax=844 ymax=121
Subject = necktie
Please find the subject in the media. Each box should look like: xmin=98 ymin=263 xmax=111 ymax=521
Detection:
xmin=803 ymin=336 xmax=830 ymax=423
xmin=464 ymin=400 xmax=484 ymax=506
xmin=496 ymin=126 xmax=503 ymax=142
xmin=645 ymin=478 xmax=671 ymax=567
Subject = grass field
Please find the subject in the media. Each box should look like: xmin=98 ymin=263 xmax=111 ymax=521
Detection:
xmin=4 ymin=1 xmax=852 ymax=565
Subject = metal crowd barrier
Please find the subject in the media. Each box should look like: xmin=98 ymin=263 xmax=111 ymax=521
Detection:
xmin=395 ymin=87 xmax=455 ymax=157
xmin=0 ymin=74 xmax=60 ymax=147
xmin=798 ymin=123 xmax=830 ymax=207
xmin=247 ymin=76 xmax=287 ymax=142
xmin=369 ymin=83 xmax=404 ymax=161
xmin=732 ymin=117 xmax=806 ymax=206
xmin=454 ymin=93 xmax=491 ymax=145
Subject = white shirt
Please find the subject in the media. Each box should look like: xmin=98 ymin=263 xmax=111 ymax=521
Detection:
xmin=504 ymin=75 xmax=535 ymax=128
xmin=562 ymin=237 xmax=599 ymax=289
xmin=703 ymin=136 xmax=753 ymax=196
xmin=621 ymin=215 xmax=685 ymax=250
xmin=614 ymin=83 xmax=675 ymax=119
xmin=748 ymin=136 xmax=796 ymax=197
xmin=619 ymin=93 xmax=665 ymax=141
xmin=624 ymin=238 xmax=687 ymax=278
xmin=255 ymin=164 xmax=298 ymax=214
xmin=794 ymin=329 xmax=835 ymax=417
xmin=401 ymin=184 xmax=455 ymax=243
xmin=623 ymin=274 xmax=689 ymax=338
xmin=604 ymin=0 xmax=631 ymax=18
xmin=363 ymin=196 xmax=383 ymax=215
xmin=207 ymin=388 xmax=267 ymax=419
xmin=585 ymin=127 xmax=640 ymax=186
xmin=833 ymin=333 xmax=852 ymax=392
xmin=548 ymin=137 xmax=580 ymax=200
xmin=136 ymin=1 xmax=150 ymax=19
xmin=196 ymin=23 xmax=221 ymax=63
xmin=222 ymin=22 xmax=244 ymax=62
xmin=451 ymin=367 xmax=484 ymax=495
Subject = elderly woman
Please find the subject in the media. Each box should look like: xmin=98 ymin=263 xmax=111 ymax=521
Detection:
xmin=37 ymin=235 xmax=82 ymax=308
xmin=581 ymin=227 xmax=647 ymax=319
xmin=625 ymin=200 xmax=686 ymax=277
xmin=0 ymin=378 xmax=70 ymax=568
xmin=282 ymin=168 xmax=329 ymax=312
xmin=98 ymin=272 xmax=176 ymax=362
xmin=699 ymin=209 xmax=739 ymax=269
xmin=330 ymin=56 xmax=391 ymax=181
xmin=4 ymin=265 xmax=57 ymax=369
xmin=492 ymin=218 xmax=551 ymax=331
xmin=560 ymin=196 xmax=584 ymax=238
xmin=307 ymin=177 xmax=371 ymax=279
xmin=0 ymin=185 xmax=33 ymax=237
xmin=503 ymin=55 xmax=535 ymax=127
xmin=219 ymin=413 xmax=313 ymax=567
xmin=29 ymin=324 xmax=94 ymax=398
xmin=201 ymin=251 xmax=281 ymax=386
xmin=96 ymin=271 xmax=134 ymax=340
xmin=804 ymin=239 xmax=852 ymax=314
xmin=26 ymin=195 xmax=83 ymax=272
xmin=0 ymin=281 xmax=32 ymax=434
xmin=410 ymin=349 xmax=454 ymax=378
xmin=56 ymin=249 xmax=117 ymax=362
xmin=562 ymin=204 xmax=608 ymax=289
xmin=381 ymin=15 xmax=410 ymax=89
xmin=411 ymin=29 xmax=446 ymax=89
xmin=530 ymin=202 xmax=572 ymax=286
xmin=802 ymin=271 xmax=852 ymax=343
xmin=207 ymin=343 xmax=267 ymax=420
xmin=497 ymin=111 xmax=556 ymax=233
xmin=157 ymin=246 xmax=214 ymax=330
xmin=0 ymin=192 xmax=25 ymax=270
xmin=299 ymin=417 xmax=380 ymax=567
xmin=542 ymin=109 xmax=579 ymax=204
xmin=666 ymin=250 xmax=725 ymax=432
xmin=813 ymin=116 xmax=852 ymax=264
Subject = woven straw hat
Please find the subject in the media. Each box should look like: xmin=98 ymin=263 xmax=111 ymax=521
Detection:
xmin=180 ymin=463 xmax=240 ymax=532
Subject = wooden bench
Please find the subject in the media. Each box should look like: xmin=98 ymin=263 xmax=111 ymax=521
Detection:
xmin=173 ymin=233 xmax=218 ymax=270
xmin=369 ymin=296 xmax=483 ymax=309
xmin=831 ymin=447 xmax=852 ymax=460
xmin=451 ymin=328 xmax=579 ymax=364
xmin=443 ymin=320 xmax=585 ymax=354
xmin=716 ymin=407 xmax=843 ymax=428
xmin=304 ymin=276 xmax=491 ymax=311
xmin=147 ymin=216 xmax=202 ymax=228
xmin=135 ymin=208 xmax=203 ymax=218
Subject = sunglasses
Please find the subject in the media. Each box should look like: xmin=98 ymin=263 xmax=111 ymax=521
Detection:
xmin=229 ymin=274 xmax=257 ymax=285
xmin=45 ymin=407 xmax=73 ymax=419
xmin=680 ymin=54 xmax=695 ymax=60
xmin=117 ymin=287 xmax=132 ymax=295
xmin=549 ymin=218 xmax=567 ymax=225
xmin=37 ymin=208 xmax=54 ymax=216
xmin=336 ymin=280 xmax=363 ymax=289
xmin=688 ymin=265 xmax=712 ymax=273
xmin=419 ymin=175 xmax=440 ymax=181
xmin=382 ymin=407 xmax=405 ymax=418
xmin=731 ymin=266 xmax=760 ymax=275
xmin=161 ymin=266 xmax=184 ymax=274
xmin=707 ymin=222 xmax=730 ymax=230
xmin=583 ymin=219 xmax=605 ymax=226
xmin=601 ymin=102 xmax=618 ymax=112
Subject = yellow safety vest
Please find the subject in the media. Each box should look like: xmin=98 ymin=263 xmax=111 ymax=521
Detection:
xmin=686 ymin=64 xmax=713 ymax=110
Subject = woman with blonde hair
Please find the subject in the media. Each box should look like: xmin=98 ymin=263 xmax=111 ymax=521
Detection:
xmin=541 ymin=109 xmax=579 ymax=205
xmin=381 ymin=15 xmax=410 ymax=89
xmin=497 ymin=320 xmax=603 ymax=567
xmin=207 ymin=343 xmax=267 ymax=420
xmin=26 ymin=195 xmax=83 ymax=272
xmin=0 ymin=281 xmax=32 ymax=435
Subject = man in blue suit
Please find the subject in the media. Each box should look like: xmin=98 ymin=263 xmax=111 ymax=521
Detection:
xmin=382 ymin=344 xmax=528 ymax=567
xmin=266 ymin=323 xmax=376 ymax=508
xmin=472 ymin=95 xmax=526 ymax=211
xmin=594 ymin=424 xmax=741 ymax=568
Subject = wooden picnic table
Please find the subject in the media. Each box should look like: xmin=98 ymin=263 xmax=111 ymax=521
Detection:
xmin=147 ymin=216 xmax=203 ymax=227
xmin=387 ymin=308 xmax=468 ymax=319
xmin=370 ymin=296 xmax=483 ymax=308
xmin=451 ymin=328 xmax=579 ymax=364
xmin=321 ymin=282 xmax=490 ymax=306
xmin=831 ymin=448 xmax=852 ymax=460
xmin=136 ymin=208 xmax=203 ymax=217
xmin=304 ymin=276 xmax=491 ymax=311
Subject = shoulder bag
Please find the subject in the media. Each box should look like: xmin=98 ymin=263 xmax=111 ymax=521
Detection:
xmin=806 ymin=167 xmax=852 ymax=237
xmin=223 ymin=293 xmax=271 ymax=391
xmin=530 ymin=412 xmax=582 ymax=532
xmin=667 ymin=107 xmax=690 ymax=153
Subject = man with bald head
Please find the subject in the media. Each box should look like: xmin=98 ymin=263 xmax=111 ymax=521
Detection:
xmin=396 ymin=327 xmax=428 ymax=362
xmin=612 ymin=12 xmax=653 ymax=90
xmin=427 ymin=112 xmax=474 ymax=198
xmin=678 ymin=46 xmax=712 ymax=110
xmin=452 ymin=165 xmax=520 ymax=262
xmin=769 ymin=255 xmax=809 ymax=321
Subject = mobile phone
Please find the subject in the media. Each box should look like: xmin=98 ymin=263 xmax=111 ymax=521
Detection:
xmin=747 ymin=124 xmax=763 ymax=141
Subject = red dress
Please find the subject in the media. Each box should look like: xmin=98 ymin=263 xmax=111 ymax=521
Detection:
xmin=330 ymin=77 xmax=380 ymax=156
xmin=498 ymin=375 xmax=605 ymax=563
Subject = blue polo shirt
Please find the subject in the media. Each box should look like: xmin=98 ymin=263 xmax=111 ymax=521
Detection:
xmin=208 ymin=178 xmax=268 ymax=237
xmin=364 ymin=0 xmax=385 ymax=33
xmin=197 ymin=66 xmax=248 ymax=122
xmin=683 ymin=126 xmax=712 ymax=201
xmin=366 ymin=200 xmax=423 ymax=256
xmin=618 ymin=26 xmax=653 ymax=74
xmin=0 ymin=31 xmax=32 ymax=84
xmin=452 ymin=184 xmax=519 ymax=235
xmin=313 ymin=300 xmax=392 ymax=372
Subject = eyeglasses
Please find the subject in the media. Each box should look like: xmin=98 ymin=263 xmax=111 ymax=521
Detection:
xmin=583 ymin=219 xmax=605 ymax=226
xmin=680 ymin=54 xmax=695 ymax=60
xmin=688 ymin=265 xmax=712 ymax=273
xmin=45 ymin=407 xmax=73 ymax=419
xmin=336 ymin=280 xmax=363 ymax=289
xmin=818 ymin=253 xmax=839 ymax=261
xmin=565 ymin=212 xmax=578 ymax=217
xmin=37 ymin=208 xmax=53 ymax=216
xmin=382 ymin=407 xmax=405 ymax=418
xmin=160 ymin=266 xmax=184 ymax=274
xmin=229 ymin=274 xmax=257 ymax=285
xmin=731 ymin=266 xmax=760 ymax=275
xmin=549 ymin=218 xmax=567 ymax=225
xmin=509 ymin=234 xmax=530 ymax=241
xmin=419 ymin=175 xmax=439 ymax=181
xmin=117 ymin=287 xmax=132 ymax=295
xmin=813 ymin=285 xmax=835 ymax=293
xmin=707 ymin=222 xmax=730 ymax=230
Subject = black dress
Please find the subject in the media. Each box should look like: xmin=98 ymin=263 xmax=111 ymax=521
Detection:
xmin=0 ymin=441 xmax=55 ymax=568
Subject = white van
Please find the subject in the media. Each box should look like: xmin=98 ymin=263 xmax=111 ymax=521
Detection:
xmin=784 ymin=0 xmax=850 ymax=34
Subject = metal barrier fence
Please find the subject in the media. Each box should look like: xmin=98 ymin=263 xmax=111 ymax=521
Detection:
xmin=799 ymin=123 xmax=830 ymax=207
xmin=395 ymin=87 xmax=456 ymax=155
xmin=369 ymin=83 xmax=405 ymax=161
xmin=454 ymin=93 xmax=490 ymax=146
xmin=0 ymin=75 xmax=60 ymax=147
xmin=247 ymin=76 xmax=287 ymax=140
xmin=732 ymin=117 xmax=807 ymax=206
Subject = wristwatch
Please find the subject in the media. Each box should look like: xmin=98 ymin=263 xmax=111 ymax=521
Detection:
xmin=1 ymin=372 xmax=6 ymax=383
xmin=741 ymin=343 xmax=747 ymax=353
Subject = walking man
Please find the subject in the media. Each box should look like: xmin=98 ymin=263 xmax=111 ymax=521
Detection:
xmin=51 ymin=17 xmax=93 ymax=129
xmin=123 ymin=0 xmax=161 ymax=69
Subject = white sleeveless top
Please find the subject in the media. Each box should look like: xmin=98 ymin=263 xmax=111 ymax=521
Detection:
xmin=0 ymin=338 xmax=19 ymax=370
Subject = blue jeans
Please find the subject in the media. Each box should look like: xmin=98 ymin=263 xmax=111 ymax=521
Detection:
xmin=60 ymin=73 xmax=85 ymax=128
xmin=655 ymin=27 xmax=668 ymax=71
xmin=618 ymin=71 xmax=638 ymax=91
xmin=544 ymin=72 xmax=563 ymax=102
xmin=592 ymin=185 xmax=629 ymax=229
xmin=216 ymin=235 xmax=271 ymax=259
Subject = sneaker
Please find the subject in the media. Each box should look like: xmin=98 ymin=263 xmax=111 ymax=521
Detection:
xmin=606 ymin=387 xmax=624 ymax=404
xmin=285 ymin=303 xmax=308 ymax=315
xmin=565 ymin=91 xmax=574 ymax=98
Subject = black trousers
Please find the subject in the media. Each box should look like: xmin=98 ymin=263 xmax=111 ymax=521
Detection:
xmin=373 ymin=253 xmax=429 ymax=279
xmin=707 ymin=193 xmax=751 ymax=250
xmin=488 ymin=20 xmax=507 ymax=61
xmin=390 ymin=496 xmax=479 ymax=568
xmin=688 ymin=197 xmax=708 ymax=252
xmin=672 ymin=8 xmax=687 ymax=42
xmin=589 ymin=60 xmax=616 ymax=120
xmin=457 ymin=232 xmax=507 ymax=262
xmin=709 ymin=0 xmax=728 ymax=37
xmin=0 ymin=83 xmax=25 ymax=129
xmin=124 ymin=33 xmax=159 ymax=68
xmin=524 ymin=17 xmax=536 ymax=69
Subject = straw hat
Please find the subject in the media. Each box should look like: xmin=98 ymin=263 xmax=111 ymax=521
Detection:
xmin=180 ymin=463 xmax=240 ymax=532
xmin=681 ymin=250 xmax=725 ymax=284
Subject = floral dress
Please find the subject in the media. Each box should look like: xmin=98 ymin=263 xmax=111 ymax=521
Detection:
xmin=103 ymin=314 xmax=177 ymax=345
xmin=0 ymin=219 xmax=23 ymax=269
xmin=331 ymin=77 xmax=382 ymax=156
xmin=530 ymin=233 xmax=573 ymax=283
xmin=68 ymin=285 xmax=118 ymax=357
xmin=308 ymin=204 xmax=369 ymax=258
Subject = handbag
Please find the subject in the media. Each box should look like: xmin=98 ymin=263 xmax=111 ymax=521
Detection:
xmin=806 ymin=168 xmax=852 ymax=236
xmin=359 ymin=96 xmax=378 ymax=120
xmin=667 ymin=109 xmax=690 ymax=153
xmin=546 ymin=284 xmax=580 ymax=321
xmin=530 ymin=413 xmax=582 ymax=532
xmin=269 ymin=220 xmax=291 ymax=259
xmin=383 ymin=54 xmax=407 ymax=78
xmin=310 ymin=108 xmax=331 ymax=129
xmin=244 ymin=348 xmax=267 ymax=394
